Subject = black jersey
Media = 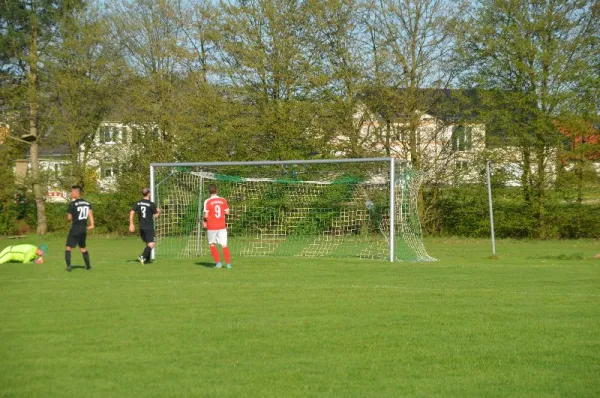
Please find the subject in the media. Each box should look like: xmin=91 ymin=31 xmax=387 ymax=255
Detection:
xmin=132 ymin=199 xmax=157 ymax=229
xmin=68 ymin=199 xmax=92 ymax=229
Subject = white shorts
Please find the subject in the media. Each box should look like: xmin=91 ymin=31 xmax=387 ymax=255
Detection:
xmin=207 ymin=229 xmax=228 ymax=246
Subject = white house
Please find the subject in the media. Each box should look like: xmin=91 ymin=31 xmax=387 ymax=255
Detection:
xmin=12 ymin=121 xmax=160 ymax=201
xmin=345 ymin=104 xmax=488 ymax=184
xmin=87 ymin=122 xmax=164 ymax=190
xmin=12 ymin=109 xmax=597 ymax=200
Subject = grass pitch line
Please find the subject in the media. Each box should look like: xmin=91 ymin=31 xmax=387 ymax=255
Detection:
xmin=1 ymin=277 xmax=599 ymax=298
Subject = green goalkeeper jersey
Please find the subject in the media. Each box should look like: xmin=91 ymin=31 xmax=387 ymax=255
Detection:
xmin=0 ymin=244 xmax=38 ymax=264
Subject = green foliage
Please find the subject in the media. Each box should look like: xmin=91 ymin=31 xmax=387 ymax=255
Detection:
xmin=37 ymin=195 xmax=135 ymax=235
xmin=1 ymin=0 xmax=597 ymax=243
xmin=44 ymin=203 xmax=70 ymax=233
xmin=0 ymin=142 xmax=18 ymax=234
xmin=0 ymin=202 xmax=18 ymax=235
xmin=461 ymin=0 xmax=599 ymax=238
xmin=424 ymin=186 xmax=600 ymax=239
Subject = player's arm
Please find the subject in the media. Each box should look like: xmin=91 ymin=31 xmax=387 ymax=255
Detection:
xmin=202 ymin=200 xmax=208 ymax=228
xmin=129 ymin=210 xmax=136 ymax=233
xmin=153 ymin=205 xmax=160 ymax=219
xmin=67 ymin=203 xmax=73 ymax=222
xmin=87 ymin=209 xmax=95 ymax=230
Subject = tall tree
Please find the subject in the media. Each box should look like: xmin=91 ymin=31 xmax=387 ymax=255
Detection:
xmin=217 ymin=0 xmax=322 ymax=159
xmin=306 ymin=0 xmax=373 ymax=157
xmin=107 ymin=0 xmax=189 ymax=163
xmin=0 ymin=0 xmax=83 ymax=234
xmin=370 ymin=0 xmax=466 ymax=170
xmin=463 ymin=0 xmax=599 ymax=237
xmin=45 ymin=5 xmax=123 ymax=189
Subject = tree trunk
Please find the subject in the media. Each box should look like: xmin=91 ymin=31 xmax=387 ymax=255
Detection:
xmin=28 ymin=6 xmax=47 ymax=235
xmin=534 ymin=131 xmax=547 ymax=239
xmin=409 ymin=125 xmax=420 ymax=170
xmin=385 ymin=120 xmax=391 ymax=157
xmin=576 ymin=158 xmax=584 ymax=206
xmin=70 ymin=145 xmax=83 ymax=187
xmin=521 ymin=147 xmax=531 ymax=203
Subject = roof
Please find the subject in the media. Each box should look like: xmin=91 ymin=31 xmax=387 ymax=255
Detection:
xmin=359 ymin=88 xmax=486 ymax=123
xmin=555 ymin=120 xmax=600 ymax=161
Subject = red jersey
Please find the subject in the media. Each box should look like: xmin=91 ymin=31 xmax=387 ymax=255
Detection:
xmin=204 ymin=195 xmax=229 ymax=230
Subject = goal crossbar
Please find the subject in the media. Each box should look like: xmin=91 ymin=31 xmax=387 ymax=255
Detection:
xmin=151 ymin=157 xmax=400 ymax=168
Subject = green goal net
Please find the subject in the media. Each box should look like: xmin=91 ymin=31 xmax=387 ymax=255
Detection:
xmin=151 ymin=159 xmax=435 ymax=262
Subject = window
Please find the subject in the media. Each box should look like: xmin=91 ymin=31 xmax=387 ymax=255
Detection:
xmin=101 ymin=126 xmax=116 ymax=143
xmin=101 ymin=164 xmax=116 ymax=178
xmin=456 ymin=160 xmax=469 ymax=171
xmin=452 ymin=126 xmax=473 ymax=152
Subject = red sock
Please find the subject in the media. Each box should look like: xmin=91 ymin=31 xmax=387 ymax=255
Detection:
xmin=210 ymin=245 xmax=220 ymax=263
xmin=223 ymin=247 xmax=231 ymax=264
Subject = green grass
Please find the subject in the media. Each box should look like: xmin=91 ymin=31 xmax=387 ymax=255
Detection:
xmin=0 ymin=235 xmax=599 ymax=397
xmin=158 ymin=234 xmax=419 ymax=261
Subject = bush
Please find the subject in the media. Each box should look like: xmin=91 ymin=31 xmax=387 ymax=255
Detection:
xmin=423 ymin=186 xmax=600 ymax=239
xmin=6 ymin=185 xmax=600 ymax=240
xmin=0 ymin=201 xmax=18 ymax=235
xmin=45 ymin=203 xmax=70 ymax=233
xmin=32 ymin=194 xmax=135 ymax=235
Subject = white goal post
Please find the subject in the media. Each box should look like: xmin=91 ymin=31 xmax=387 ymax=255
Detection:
xmin=149 ymin=158 xmax=435 ymax=262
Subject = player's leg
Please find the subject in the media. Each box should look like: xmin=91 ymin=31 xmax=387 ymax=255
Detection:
xmin=65 ymin=246 xmax=72 ymax=271
xmin=0 ymin=246 xmax=13 ymax=264
xmin=65 ymin=231 xmax=77 ymax=272
xmin=138 ymin=229 xmax=148 ymax=264
xmin=218 ymin=230 xmax=231 ymax=269
xmin=141 ymin=229 xmax=155 ymax=264
xmin=145 ymin=241 xmax=155 ymax=263
xmin=207 ymin=230 xmax=222 ymax=268
xmin=79 ymin=233 xmax=91 ymax=270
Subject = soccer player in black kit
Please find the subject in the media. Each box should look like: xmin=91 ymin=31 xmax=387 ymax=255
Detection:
xmin=129 ymin=187 xmax=160 ymax=264
xmin=65 ymin=186 xmax=95 ymax=272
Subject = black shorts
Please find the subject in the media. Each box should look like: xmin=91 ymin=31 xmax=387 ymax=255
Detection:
xmin=66 ymin=228 xmax=87 ymax=248
xmin=140 ymin=228 xmax=156 ymax=244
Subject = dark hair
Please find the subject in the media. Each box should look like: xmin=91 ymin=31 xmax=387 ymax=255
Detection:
xmin=209 ymin=185 xmax=217 ymax=194
xmin=142 ymin=187 xmax=151 ymax=196
xmin=71 ymin=185 xmax=82 ymax=193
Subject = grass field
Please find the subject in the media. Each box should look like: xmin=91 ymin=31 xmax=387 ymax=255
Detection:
xmin=0 ymin=235 xmax=599 ymax=397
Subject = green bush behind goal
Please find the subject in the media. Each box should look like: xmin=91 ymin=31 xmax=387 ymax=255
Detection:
xmin=151 ymin=159 xmax=435 ymax=262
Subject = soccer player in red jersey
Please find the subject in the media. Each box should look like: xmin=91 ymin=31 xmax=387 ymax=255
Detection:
xmin=203 ymin=184 xmax=231 ymax=269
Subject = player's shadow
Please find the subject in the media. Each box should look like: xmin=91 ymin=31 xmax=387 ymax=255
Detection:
xmin=195 ymin=262 xmax=216 ymax=268
xmin=70 ymin=265 xmax=86 ymax=270
xmin=126 ymin=259 xmax=154 ymax=264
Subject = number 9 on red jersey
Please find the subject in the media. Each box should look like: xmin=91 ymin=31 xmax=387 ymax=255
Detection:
xmin=203 ymin=196 xmax=229 ymax=230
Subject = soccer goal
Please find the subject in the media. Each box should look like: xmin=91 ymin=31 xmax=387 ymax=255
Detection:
xmin=150 ymin=158 xmax=435 ymax=262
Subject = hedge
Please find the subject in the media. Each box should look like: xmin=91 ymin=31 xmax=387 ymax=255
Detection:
xmin=3 ymin=189 xmax=600 ymax=239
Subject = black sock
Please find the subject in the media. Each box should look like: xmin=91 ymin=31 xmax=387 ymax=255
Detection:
xmin=65 ymin=251 xmax=71 ymax=267
xmin=82 ymin=251 xmax=90 ymax=268
xmin=142 ymin=246 xmax=152 ymax=262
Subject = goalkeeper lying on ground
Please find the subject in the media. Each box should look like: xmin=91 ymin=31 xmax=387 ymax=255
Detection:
xmin=0 ymin=244 xmax=47 ymax=264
